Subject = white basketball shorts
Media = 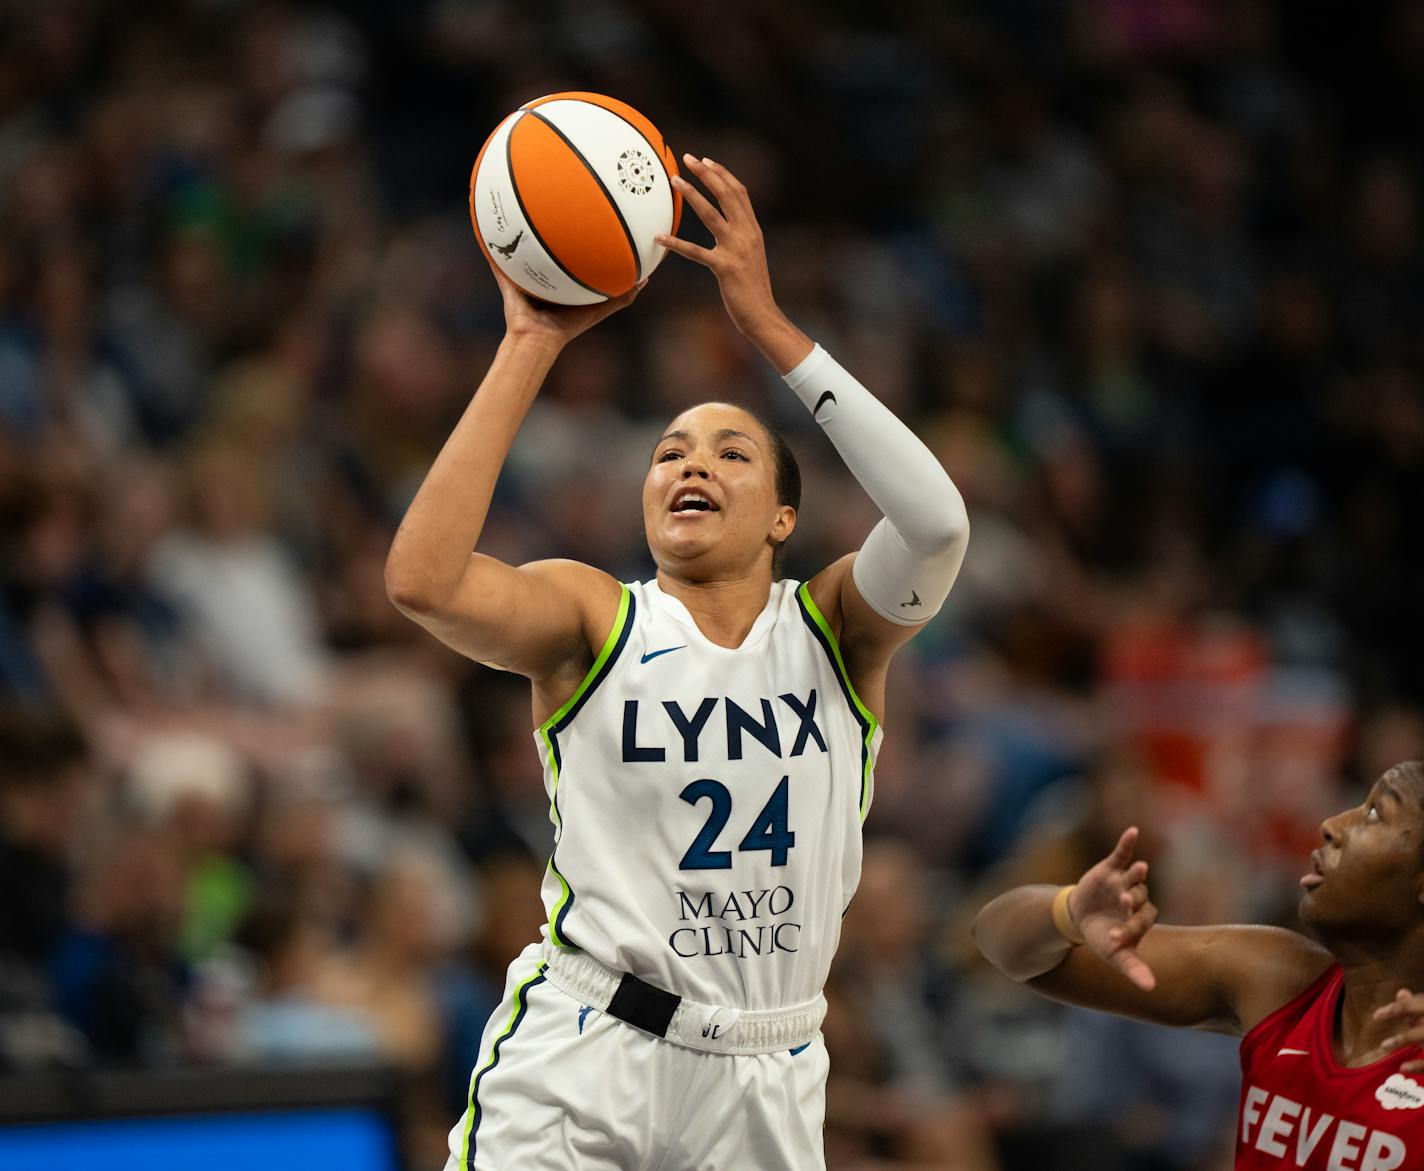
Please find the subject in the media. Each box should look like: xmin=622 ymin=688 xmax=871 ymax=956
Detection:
xmin=444 ymin=941 xmax=830 ymax=1170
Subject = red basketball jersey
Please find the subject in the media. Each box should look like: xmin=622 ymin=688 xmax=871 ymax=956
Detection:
xmin=1237 ymin=965 xmax=1424 ymax=1170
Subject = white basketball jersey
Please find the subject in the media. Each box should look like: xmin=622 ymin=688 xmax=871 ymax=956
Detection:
xmin=533 ymin=578 xmax=882 ymax=1012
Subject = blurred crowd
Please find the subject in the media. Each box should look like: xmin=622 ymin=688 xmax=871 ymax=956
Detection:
xmin=2 ymin=1 xmax=1423 ymax=1168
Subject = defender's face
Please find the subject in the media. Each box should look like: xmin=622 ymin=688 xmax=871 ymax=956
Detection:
xmin=1299 ymin=764 xmax=1424 ymax=939
xmin=643 ymin=403 xmax=793 ymax=578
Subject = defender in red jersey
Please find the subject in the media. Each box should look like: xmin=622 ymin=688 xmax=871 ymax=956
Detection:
xmin=972 ymin=759 xmax=1424 ymax=1171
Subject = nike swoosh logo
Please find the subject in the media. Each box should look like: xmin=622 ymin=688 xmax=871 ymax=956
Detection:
xmin=814 ymin=391 xmax=836 ymax=415
xmin=1276 ymin=1048 xmax=1310 ymax=1056
xmin=640 ymin=645 xmax=686 ymax=664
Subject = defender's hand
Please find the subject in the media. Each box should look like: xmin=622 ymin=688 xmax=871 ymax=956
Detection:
xmin=1375 ymin=989 xmax=1424 ymax=1072
xmin=1069 ymin=827 xmax=1159 ymax=992
xmin=656 ymin=155 xmax=779 ymax=339
xmin=490 ymin=259 xmax=641 ymax=349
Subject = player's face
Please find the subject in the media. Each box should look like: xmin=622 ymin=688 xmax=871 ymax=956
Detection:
xmin=643 ymin=403 xmax=794 ymax=579
xmin=1299 ymin=764 xmax=1424 ymax=940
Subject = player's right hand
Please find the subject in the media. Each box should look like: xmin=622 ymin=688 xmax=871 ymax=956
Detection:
xmin=656 ymin=155 xmax=778 ymax=340
xmin=490 ymin=258 xmax=643 ymax=349
xmin=1068 ymin=827 xmax=1158 ymax=992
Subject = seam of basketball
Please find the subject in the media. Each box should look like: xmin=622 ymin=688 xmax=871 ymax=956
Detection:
xmin=524 ymin=108 xmax=642 ymax=284
xmin=502 ymin=111 xmax=608 ymax=298
xmin=528 ymin=94 xmax=668 ymax=169
xmin=574 ymin=101 xmax=668 ymax=175
xmin=527 ymin=95 xmax=680 ymax=245
xmin=575 ymin=103 xmax=679 ymax=236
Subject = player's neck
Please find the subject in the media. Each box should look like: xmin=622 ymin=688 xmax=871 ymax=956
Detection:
xmin=655 ymin=568 xmax=775 ymax=649
xmin=1334 ymin=943 xmax=1424 ymax=1067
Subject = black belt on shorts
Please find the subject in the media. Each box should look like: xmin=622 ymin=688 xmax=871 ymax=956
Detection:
xmin=606 ymin=971 xmax=680 ymax=1038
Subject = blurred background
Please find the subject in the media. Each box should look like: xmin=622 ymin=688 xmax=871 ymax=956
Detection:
xmin=2 ymin=1 xmax=1422 ymax=1168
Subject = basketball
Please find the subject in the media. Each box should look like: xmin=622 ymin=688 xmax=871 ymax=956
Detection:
xmin=470 ymin=92 xmax=683 ymax=306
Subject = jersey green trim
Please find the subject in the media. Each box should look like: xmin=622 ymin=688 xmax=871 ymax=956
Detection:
xmin=538 ymin=583 xmax=633 ymax=767
xmin=795 ymin=583 xmax=878 ymax=728
xmin=459 ymin=960 xmax=548 ymax=1168
xmin=545 ymin=859 xmax=574 ymax=949
xmin=537 ymin=583 xmax=633 ymax=947
xmin=796 ymin=582 xmax=880 ymax=821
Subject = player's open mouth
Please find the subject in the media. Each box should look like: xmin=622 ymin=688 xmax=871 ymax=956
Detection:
xmin=1300 ymin=850 xmax=1325 ymax=890
xmin=669 ymin=489 xmax=720 ymax=514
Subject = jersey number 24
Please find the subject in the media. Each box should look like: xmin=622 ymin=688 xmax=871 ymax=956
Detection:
xmin=679 ymin=776 xmax=795 ymax=870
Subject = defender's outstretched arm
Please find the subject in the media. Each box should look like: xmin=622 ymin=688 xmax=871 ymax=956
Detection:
xmin=972 ymin=828 xmax=1333 ymax=1035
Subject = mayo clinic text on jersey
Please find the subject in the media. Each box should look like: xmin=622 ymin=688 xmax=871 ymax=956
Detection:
xmin=670 ymin=886 xmax=801 ymax=958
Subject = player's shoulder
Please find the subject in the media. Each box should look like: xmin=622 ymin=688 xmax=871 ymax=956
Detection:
xmin=516 ymin=559 xmax=629 ymax=660
xmin=1208 ymin=924 xmax=1334 ymax=1034
xmin=802 ymin=554 xmax=854 ymax=636
xmin=522 ymin=561 xmax=633 ymax=721
xmin=518 ymin=558 xmax=623 ymax=613
xmin=518 ymin=557 xmax=620 ymax=592
xmin=1205 ymin=923 xmax=1332 ymax=973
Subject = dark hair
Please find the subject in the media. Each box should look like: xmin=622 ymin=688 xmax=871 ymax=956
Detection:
xmin=0 ymin=709 xmax=87 ymax=790
xmin=234 ymin=885 xmax=303 ymax=963
xmin=746 ymin=410 xmax=801 ymax=576
xmin=1401 ymin=756 xmax=1424 ymax=806
xmin=1398 ymin=758 xmax=1424 ymax=800
xmin=748 ymin=412 xmax=801 ymax=510
xmin=1387 ymin=759 xmax=1424 ymax=868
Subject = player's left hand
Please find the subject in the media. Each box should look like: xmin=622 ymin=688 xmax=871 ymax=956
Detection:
xmin=1069 ymin=827 xmax=1158 ymax=992
xmin=1374 ymin=989 xmax=1424 ymax=1072
xmin=655 ymin=155 xmax=779 ymax=339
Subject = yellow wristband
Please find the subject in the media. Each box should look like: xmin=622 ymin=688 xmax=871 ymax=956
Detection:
xmin=1051 ymin=884 xmax=1085 ymax=946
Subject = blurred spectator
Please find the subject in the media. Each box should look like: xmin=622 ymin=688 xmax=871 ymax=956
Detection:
xmin=125 ymin=730 xmax=255 ymax=964
xmin=53 ymin=819 xmax=189 ymax=1063
xmin=225 ymin=885 xmax=378 ymax=1063
xmin=147 ymin=437 xmax=328 ymax=706
xmin=827 ymin=839 xmax=999 ymax=1170
xmin=0 ymin=708 xmax=92 ymax=1068
xmin=308 ymin=842 xmax=479 ymax=1163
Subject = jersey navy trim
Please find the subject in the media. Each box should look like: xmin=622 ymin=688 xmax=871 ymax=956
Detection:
xmin=538 ymin=585 xmax=636 ymax=948
xmin=795 ymin=582 xmax=878 ymax=821
xmin=462 ymin=962 xmax=548 ymax=1168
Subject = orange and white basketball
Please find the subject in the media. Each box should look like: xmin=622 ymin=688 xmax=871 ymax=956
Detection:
xmin=470 ymin=92 xmax=683 ymax=305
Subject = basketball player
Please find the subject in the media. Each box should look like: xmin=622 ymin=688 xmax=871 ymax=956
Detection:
xmin=386 ymin=154 xmax=970 ymax=1170
xmin=972 ymin=760 xmax=1424 ymax=1171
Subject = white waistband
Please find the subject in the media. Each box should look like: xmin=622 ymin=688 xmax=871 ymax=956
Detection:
xmin=538 ymin=942 xmax=825 ymax=1056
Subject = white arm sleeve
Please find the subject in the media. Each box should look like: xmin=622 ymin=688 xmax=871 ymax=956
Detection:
xmin=784 ymin=344 xmax=969 ymax=625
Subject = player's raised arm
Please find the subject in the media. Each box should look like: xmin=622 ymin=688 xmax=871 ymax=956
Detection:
xmin=971 ymin=828 xmax=1333 ymax=1035
xmin=657 ymin=156 xmax=969 ymax=685
xmin=384 ymin=265 xmax=637 ymax=680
